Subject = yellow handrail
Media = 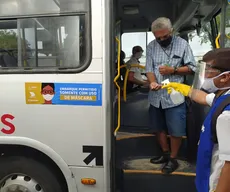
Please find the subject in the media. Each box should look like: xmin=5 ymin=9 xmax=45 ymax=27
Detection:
xmin=114 ymin=37 xmax=121 ymax=137
xmin=122 ymin=64 xmax=145 ymax=101
xmin=215 ymin=33 xmax=220 ymax=48
xmin=215 ymin=33 xmax=230 ymax=49
xmin=215 ymin=33 xmax=230 ymax=48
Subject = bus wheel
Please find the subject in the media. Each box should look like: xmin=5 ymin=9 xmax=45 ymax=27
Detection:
xmin=0 ymin=156 xmax=64 ymax=192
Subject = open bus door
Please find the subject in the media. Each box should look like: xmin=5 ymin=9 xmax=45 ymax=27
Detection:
xmin=112 ymin=0 xmax=230 ymax=192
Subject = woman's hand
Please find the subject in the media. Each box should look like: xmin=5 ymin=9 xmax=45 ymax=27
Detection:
xmin=162 ymin=82 xmax=191 ymax=96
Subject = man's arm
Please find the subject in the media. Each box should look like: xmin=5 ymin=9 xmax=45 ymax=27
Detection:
xmin=145 ymin=43 xmax=161 ymax=90
xmin=128 ymin=71 xmax=148 ymax=86
xmin=216 ymin=161 xmax=230 ymax=192
xmin=145 ymin=43 xmax=157 ymax=83
xmin=175 ymin=43 xmax=197 ymax=75
xmin=159 ymin=43 xmax=196 ymax=76
xmin=215 ymin=111 xmax=230 ymax=192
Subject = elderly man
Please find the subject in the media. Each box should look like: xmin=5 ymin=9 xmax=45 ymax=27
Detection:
xmin=145 ymin=17 xmax=197 ymax=174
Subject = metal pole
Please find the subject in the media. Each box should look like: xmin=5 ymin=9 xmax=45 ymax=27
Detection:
xmin=34 ymin=20 xmax=38 ymax=67
xmin=17 ymin=20 xmax=22 ymax=67
xmin=220 ymin=0 xmax=227 ymax=48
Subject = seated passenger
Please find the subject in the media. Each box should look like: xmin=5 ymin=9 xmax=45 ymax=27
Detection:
xmin=115 ymin=50 xmax=126 ymax=75
xmin=126 ymin=46 xmax=148 ymax=87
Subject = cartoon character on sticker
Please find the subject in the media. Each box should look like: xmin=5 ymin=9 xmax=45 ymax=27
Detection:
xmin=41 ymin=83 xmax=55 ymax=104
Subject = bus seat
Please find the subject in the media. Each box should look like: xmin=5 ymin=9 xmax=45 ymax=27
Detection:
xmin=120 ymin=91 xmax=149 ymax=133
xmin=0 ymin=55 xmax=6 ymax=67
xmin=3 ymin=55 xmax=17 ymax=67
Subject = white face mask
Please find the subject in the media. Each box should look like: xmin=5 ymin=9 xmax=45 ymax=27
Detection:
xmin=42 ymin=94 xmax=54 ymax=101
xmin=201 ymin=78 xmax=218 ymax=93
xmin=201 ymin=71 xmax=230 ymax=93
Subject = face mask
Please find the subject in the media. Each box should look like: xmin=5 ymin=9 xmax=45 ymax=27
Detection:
xmin=201 ymin=78 xmax=218 ymax=93
xmin=42 ymin=94 xmax=54 ymax=101
xmin=135 ymin=52 xmax=142 ymax=59
xmin=201 ymin=71 xmax=230 ymax=93
xmin=157 ymin=36 xmax=172 ymax=48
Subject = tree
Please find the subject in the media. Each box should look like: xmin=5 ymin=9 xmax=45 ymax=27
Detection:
xmin=0 ymin=30 xmax=17 ymax=49
xmin=189 ymin=5 xmax=230 ymax=48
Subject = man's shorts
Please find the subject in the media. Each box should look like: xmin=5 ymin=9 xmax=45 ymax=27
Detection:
xmin=149 ymin=103 xmax=186 ymax=137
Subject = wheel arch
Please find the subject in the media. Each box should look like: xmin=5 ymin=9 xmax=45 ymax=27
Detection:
xmin=0 ymin=136 xmax=77 ymax=192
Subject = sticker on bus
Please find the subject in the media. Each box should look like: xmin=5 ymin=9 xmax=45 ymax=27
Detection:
xmin=25 ymin=82 xmax=102 ymax=106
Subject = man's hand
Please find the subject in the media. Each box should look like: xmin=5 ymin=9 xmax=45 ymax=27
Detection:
xmin=162 ymin=82 xmax=191 ymax=96
xmin=150 ymin=82 xmax=161 ymax=91
xmin=159 ymin=65 xmax=174 ymax=75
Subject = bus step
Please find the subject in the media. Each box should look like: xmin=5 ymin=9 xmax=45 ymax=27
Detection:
xmin=116 ymin=132 xmax=188 ymax=163
xmin=121 ymin=157 xmax=196 ymax=192
xmin=123 ymin=171 xmax=196 ymax=192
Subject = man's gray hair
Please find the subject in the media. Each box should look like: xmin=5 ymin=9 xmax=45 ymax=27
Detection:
xmin=151 ymin=17 xmax=172 ymax=32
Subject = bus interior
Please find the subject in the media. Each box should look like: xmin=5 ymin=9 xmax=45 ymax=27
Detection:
xmin=113 ymin=0 xmax=230 ymax=191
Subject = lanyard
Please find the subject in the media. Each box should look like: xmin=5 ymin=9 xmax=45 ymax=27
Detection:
xmin=160 ymin=37 xmax=174 ymax=63
xmin=161 ymin=43 xmax=173 ymax=63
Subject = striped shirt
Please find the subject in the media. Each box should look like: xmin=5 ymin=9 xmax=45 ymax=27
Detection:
xmin=145 ymin=36 xmax=197 ymax=109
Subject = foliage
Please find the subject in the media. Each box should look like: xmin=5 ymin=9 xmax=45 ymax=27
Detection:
xmin=189 ymin=5 xmax=230 ymax=48
xmin=0 ymin=30 xmax=18 ymax=49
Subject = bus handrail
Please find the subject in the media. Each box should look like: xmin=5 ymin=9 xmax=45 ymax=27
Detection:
xmin=114 ymin=37 xmax=121 ymax=137
xmin=122 ymin=64 xmax=145 ymax=102
xmin=215 ymin=33 xmax=230 ymax=49
xmin=215 ymin=33 xmax=220 ymax=48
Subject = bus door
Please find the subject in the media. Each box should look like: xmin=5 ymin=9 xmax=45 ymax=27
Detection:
xmin=0 ymin=1 xmax=108 ymax=192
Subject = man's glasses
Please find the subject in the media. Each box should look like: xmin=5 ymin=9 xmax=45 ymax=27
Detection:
xmin=156 ymin=34 xmax=170 ymax=41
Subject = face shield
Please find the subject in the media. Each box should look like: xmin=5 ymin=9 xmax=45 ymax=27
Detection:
xmin=190 ymin=61 xmax=223 ymax=99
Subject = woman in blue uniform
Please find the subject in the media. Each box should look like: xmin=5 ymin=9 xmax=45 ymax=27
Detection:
xmin=162 ymin=48 xmax=230 ymax=192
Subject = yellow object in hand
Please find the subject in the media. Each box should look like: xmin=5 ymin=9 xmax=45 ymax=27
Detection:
xmin=162 ymin=82 xmax=191 ymax=96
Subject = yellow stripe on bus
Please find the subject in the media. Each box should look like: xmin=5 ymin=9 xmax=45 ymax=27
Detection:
xmin=116 ymin=133 xmax=187 ymax=141
xmin=123 ymin=169 xmax=196 ymax=177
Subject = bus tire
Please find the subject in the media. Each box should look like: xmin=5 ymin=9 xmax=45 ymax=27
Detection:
xmin=0 ymin=156 xmax=64 ymax=192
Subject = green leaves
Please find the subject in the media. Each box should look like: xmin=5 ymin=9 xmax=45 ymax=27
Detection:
xmin=0 ymin=30 xmax=17 ymax=49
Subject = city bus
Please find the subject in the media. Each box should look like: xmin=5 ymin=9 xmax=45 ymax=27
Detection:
xmin=0 ymin=0 xmax=229 ymax=192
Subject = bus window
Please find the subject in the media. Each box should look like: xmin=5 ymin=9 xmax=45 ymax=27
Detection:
xmin=122 ymin=32 xmax=146 ymax=64
xmin=121 ymin=31 xmax=155 ymax=65
xmin=0 ymin=0 xmax=91 ymax=72
xmin=0 ymin=0 xmax=89 ymax=16
xmin=225 ymin=3 xmax=230 ymax=47
xmin=0 ymin=15 xmax=90 ymax=71
xmin=188 ymin=27 xmax=213 ymax=60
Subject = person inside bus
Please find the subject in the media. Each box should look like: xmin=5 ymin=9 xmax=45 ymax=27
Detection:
xmin=115 ymin=50 xmax=126 ymax=77
xmin=115 ymin=50 xmax=131 ymax=93
xmin=126 ymin=46 xmax=149 ymax=88
xmin=145 ymin=17 xmax=196 ymax=174
xmin=162 ymin=48 xmax=230 ymax=192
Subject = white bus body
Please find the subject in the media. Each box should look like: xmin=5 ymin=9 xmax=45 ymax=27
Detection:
xmin=0 ymin=0 xmax=112 ymax=192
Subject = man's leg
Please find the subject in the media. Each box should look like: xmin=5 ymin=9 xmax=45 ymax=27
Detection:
xmin=170 ymin=136 xmax=182 ymax=158
xmin=162 ymin=102 xmax=186 ymax=174
xmin=149 ymin=104 xmax=169 ymax=164
xmin=158 ymin=131 xmax=169 ymax=152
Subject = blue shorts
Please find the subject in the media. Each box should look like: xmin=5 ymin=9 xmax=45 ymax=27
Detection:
xmin=149 ymin=103 xmax=186 ymax=137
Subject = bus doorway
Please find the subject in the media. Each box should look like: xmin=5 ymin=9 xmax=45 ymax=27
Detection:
xmin=112 ymin=0 xmax=228 ymax=191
